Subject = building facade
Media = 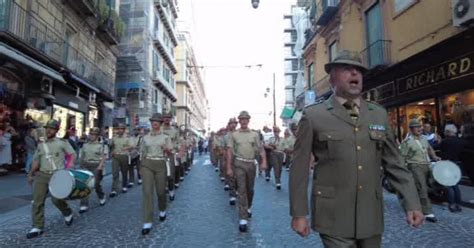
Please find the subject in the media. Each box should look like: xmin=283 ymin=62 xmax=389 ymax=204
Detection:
xmin=0 ymin=0 xmax=122 ymax=138
xmin=175 ymin=31 xmax=208 ymax=137
xmin=303 ymin=0 xmax=474 ymax=141
xmin=116 ymin=0 xmax=178 ymax=128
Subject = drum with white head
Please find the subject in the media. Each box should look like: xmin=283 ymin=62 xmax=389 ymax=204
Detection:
xmin=432 ymin=160 xmax=461 ymax=187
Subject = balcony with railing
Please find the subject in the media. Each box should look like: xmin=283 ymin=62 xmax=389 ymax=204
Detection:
xmin=151 ymin=31 xmax=177 ymax=73
xmin=316 ymin=0 xmax=340 ymax=26
xmin=151 ymin=67 xmax=177 ymax=102
xmin=0 ymin=1 xmax=115 ymax=96
xmin=360 ymin=40 xmax=392 ymax=69
xmin=64 ymin=0 xmax=99 ymax=18
xmin=153 ymin=0 xmax=178 ymax=46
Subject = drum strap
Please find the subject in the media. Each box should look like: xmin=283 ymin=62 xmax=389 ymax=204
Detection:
xmin=42 ymin=142 xmax=57 ymax=171
xmin=414 ymin=139 xmax=430 ymax=162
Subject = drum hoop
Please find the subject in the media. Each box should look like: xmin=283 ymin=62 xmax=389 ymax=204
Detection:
xmin=49 ymin=170 xmax=75 ymax=199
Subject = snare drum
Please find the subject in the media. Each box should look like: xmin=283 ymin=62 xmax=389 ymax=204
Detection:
xmin=49 ymin=169 xmax=95 ymax=200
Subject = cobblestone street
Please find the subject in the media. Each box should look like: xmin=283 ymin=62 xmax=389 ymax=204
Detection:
xmin=0 ymin=154 xmax=473 ymax=247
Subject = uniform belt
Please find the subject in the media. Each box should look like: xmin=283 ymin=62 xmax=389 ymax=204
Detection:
xmin=40 ymin=170 xmax=55 ymax=175
xmin=235 ymin=157 xmax=255 ymax=163
xmin=146 ymin=156 xmax=167 ymax=160
xmin=86 ymin=160 xmax=101 ymax=163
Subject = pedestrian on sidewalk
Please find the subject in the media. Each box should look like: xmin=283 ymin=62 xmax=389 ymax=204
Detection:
xmin=400 ymin=118 xmax=441 ymax=222
xmin=140 ymin=113 xmax=173 ymax=235
xmin=290 ymin=51 xmax=424 ymax=247
xmin=26 ymin=119 xmax=76 ymax=239
xmin=78 ymin=127 xmax=107 ymax=213
xmin=24 ymin=126 xmax=38 ymax=173
xmin=0 ymin=123 xmax=13 ymax=174
xmin=226 ymin=111 xmax=267 ymax=232
xmin=109 ymin=123 xmax=131 ymax=197
xmin=439 ymin=124 xmax=465 ymax=212
xmin=282 ymin=128 xmax=296 ymax=171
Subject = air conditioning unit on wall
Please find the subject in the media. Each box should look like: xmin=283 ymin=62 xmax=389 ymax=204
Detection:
xmin=453 ymin=0 xmax=474 ymax=27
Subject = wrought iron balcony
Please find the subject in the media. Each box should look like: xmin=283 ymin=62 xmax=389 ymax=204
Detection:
xmin=316 ymin=0 xmax=340 ymax=26
xmin=63 ymin=0 xmax=99 ymax=17
xmin=360 ymin=40 xmax=392 ymax=69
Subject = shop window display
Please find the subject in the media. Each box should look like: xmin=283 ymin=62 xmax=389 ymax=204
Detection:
xmin=53 ymin=104 xmax=84 ymax=138
xmin=439 ymin=90 xmax=474 ymax=129
xmin=398 ymin=99 xmax=437 ymax=139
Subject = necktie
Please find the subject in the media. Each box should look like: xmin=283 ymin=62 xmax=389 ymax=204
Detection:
xmin=343 ymin=100 xmax=359 ymax=121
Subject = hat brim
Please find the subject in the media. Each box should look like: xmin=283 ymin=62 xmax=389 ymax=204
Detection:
xmin=409 ymin=124 xmax=422 ymax=128
xmin=324 ymin=61 xmax=368 ymax=74
xmin=149 ymin=119 xmax=163 ymax=122
xmin=43 ymin=125 xmax=59 ymax=130
xmin=238 ymin=116 xmax=250 ymax=119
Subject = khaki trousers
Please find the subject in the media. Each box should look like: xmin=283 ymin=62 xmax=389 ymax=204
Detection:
xmin=128 ymin=157 xmax=141 ymax=183
xmin=32 ymin=172 xmax=72 ymax=229
xmin=168 ymin=154 xmax=176 ymax=191
xmin=234 ymin=159 xmax=256 ymax=220
xmin=408 ymin=163 xmax=433 ymax=214
xmin=141 ymin=159 xmax=167 ymax=223
xmin=112 ymin=154 xmax=129 ymax=191
xmin=320 ymin=234 xmax=382 ymax=248
xmin=270 ymin=152 xmax=284 ymax=184
xmin=80 ymin=162 xmax=104 ymax=207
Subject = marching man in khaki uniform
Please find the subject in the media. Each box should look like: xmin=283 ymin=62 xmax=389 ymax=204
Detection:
xmin=175 ymin=126 xmax=188 ymax=187
xmin=110 ymin=123 xmax=131 ymax=196
xmin=162 ymin=112 xmax=179 ymax=201
xmin=282 ymin=128 xmax=296 ymax=171
xmin=26 ymin=120 xmax=76 ymax=239
xmin=224 ymin=118 xmax=238 ymax=205
xmin=78 ymin=127 xmax=107 ymax=213
xmin=140 ymin=113 xmax=173 ymax=235
xmin=264 ymin=126 xmax=285 ymax=190
xmin=289 ymin=51 xmax=424 ymax=247
xmin=226 ymin=111 xmax=267 ymax=232
xmin=128 ymin=127 xmax=143 ymax=187
xmin=400 ymin=118 xmax=441 ymax=223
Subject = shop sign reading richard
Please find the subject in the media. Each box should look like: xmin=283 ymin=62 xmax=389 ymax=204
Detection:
xmin=397 ymin=52 xmax=473 ymax=95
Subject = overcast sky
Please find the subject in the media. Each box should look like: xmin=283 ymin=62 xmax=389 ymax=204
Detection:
xmin=179 ymin=0 xmax=295 ymax=131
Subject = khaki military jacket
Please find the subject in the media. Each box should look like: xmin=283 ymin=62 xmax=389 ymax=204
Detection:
xmin=33 ymin=138 xmax=76 ymax=173
xmin=162 ymin=125 xmax=179 ymax=152
xmin=111 ymin=135 xmax=130 ymax=156
xmin=282 ymin=135 xmax=296 ymax=152
xmin=80 ymin=141 xmax=106 ymax=164
xmin=400 ymin=135 xmax=431 ymax=165
xmin=141 ymin=131 xmax=172 ymax=159
xmin=289 ymin=95 xmax=421 ymax=239
xmin=227 ymin=128 xmax=261 ymax=160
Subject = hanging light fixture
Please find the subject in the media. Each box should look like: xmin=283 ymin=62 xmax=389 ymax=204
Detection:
xmin=251 ymin=0 xmax=259 ymax=9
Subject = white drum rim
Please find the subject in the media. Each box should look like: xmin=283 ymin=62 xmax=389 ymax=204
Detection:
xmin=432 ymin=160 xmax=462 ymax=186
xmin=49 ymin=170 xmax=75 ymax=199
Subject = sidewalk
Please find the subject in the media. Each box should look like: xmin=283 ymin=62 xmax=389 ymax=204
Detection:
xmin=0 ymin=160 xmax=112 ymax=215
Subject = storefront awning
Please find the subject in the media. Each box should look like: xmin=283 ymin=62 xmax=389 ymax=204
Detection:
xmin=69 ymin=73 xmax=100 ymax=93
xmin=0 ymin=42 xmax=65 ymax=84
xmin=280 ymin=106 xmax=296 ymax=119
xmin=189 ymin=128 xmax=205 ymax=139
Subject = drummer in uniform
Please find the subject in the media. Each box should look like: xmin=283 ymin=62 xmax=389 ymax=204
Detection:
xmin=110 ymin=123 xmax=131 ymax=197
xmin=400 ymin=118 xmax=441 ymax=223
xmin=26 ymin=119 xmax=76 ymax=239
xmin=162 ymin=112 xmax=179 ymax=201
xmin=140 ymin=113 xmax=173 ymax=235
xmin=78 ymin=127 xmax=107 ymax=213
xmin=226 ymin=111 xmax=267 ymax=232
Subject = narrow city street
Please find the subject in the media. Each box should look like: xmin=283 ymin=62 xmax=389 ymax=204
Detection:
xmin=0 ymin=154 xmax=473 ymax=247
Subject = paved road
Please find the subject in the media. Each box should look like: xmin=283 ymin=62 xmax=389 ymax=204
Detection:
xmin=0 ymin=154 xmax=473 ymax=247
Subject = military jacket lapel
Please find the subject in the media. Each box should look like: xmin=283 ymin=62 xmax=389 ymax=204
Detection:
xmin=326 ymin=96 xmax=357 ymax=127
